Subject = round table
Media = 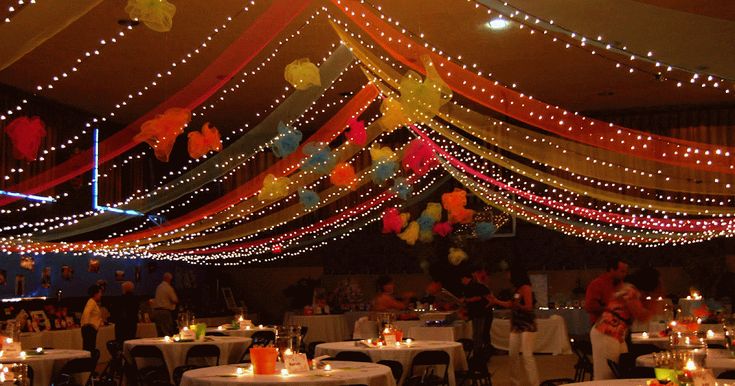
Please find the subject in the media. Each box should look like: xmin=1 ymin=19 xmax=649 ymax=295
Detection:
xmin=180 ymin=361 xmax=396 ymax=386
xmin=315 ymin=340 xmax=467 ymax=386
xmin=0 ymin=349 xmax=90 ymax=386
xmin=124 ymin=336 xmax=251 ymax=382
xmin=283 ymin=315 xmax=350 ymax=344
xmin=562 ymin=381 xmax=649 ymax=386
xmin=636 ymin=348 xmax=735 ymax=376
xmin=206 ymin=326 xmax=277 ymax=338
xmin=630 ymin=332 xmax=726 ymax=348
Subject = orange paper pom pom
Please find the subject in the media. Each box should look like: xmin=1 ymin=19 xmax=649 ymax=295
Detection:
xmin=134 ymin=107 xmax=191 ymax=162
xmin=442 ymin=188 xmax=475 ymax=224
xmin=187 ymin=122 xmax=222 ymax=159
xmin=330 ymin=162 xmax=357 ymax=189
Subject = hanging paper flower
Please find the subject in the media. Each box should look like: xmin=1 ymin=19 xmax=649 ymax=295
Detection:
xmin=441 ymin=188 xmax=475 ymax=224
xmin=398 ymin=56 xmax=452 ymax=124
xmin=475 ymin=222 xmax=497 ymax=240
xmin=402 ymin=138 xmax=437 ymax=176
xmin=4 ymin=116 xmax=46 ymax=161
xmin=298 ymin=188 xmax=320 ymax=209
xmin=371 ymin=160 xmax=397 ymax=185
xmin=258 ymin=174 xmax=290 ymax=201
xmin=369 ymin=145 xmax=395 ymax=163
xmin=125 ymin=0 xmax=176 ymax=32
xmin=330 ymin=162 xmax=356 ymax=189
xmin=302 ymin=142 xmax=336 ymax=174
xmin=187 ymin=122 xmax=222 ymax=159
xmin=345 ymin=117 xmax=367 ymax=146
xmin=379 ymin=97 xmax=407 ymax=131
xmin=382 ymin=208 xmax=405 ymax=234
xmin=134 ymin=107 xmax=191 ymax=162
xmin=422 ymin=202 xmax=443 ymax=222
xmin=419 ymin=229 xmax=434 ymax=243
xmin=417 ymin=214 xmax=436 ymax=232
xmin=391 ymin=177 xmax=412 ymax=200
xmin=271 ymin=121 xmax=302 ymax=158
xmin=398 ymin=221 xmax=420 ymax=245
xmin=284 ymin=58 xmax=321 ymax=90
xmin=448 ymin=247 xmax=468 ymax=266
xmin=433 ymin=221 xmax=453 ymax=237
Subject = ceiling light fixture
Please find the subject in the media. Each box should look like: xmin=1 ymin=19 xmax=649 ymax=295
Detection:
xmin=486 ymin=18 xmax=510 ymax=30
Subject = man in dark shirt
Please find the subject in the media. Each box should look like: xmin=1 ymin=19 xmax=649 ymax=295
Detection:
xmin=113 ymin=281 xmax=140 ymax=343
xmin=461 ymin=266 xmax=492 ymax=352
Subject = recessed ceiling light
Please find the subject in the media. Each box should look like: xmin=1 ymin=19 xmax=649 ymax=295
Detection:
xmin=486 ymin=18 xmax=510 ymax=30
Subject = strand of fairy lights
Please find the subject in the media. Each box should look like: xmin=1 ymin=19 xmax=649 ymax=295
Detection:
xmin=3 ymin=0 xmax=35 ymax=23
xmin=327 ymin=4 xmax=735 ymax=169
xmin=468 ymin=0 xmax=733 ymax=91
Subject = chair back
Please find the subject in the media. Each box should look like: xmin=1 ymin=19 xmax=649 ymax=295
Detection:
xmin=607 ymin=359 xmax=622 ymax=379
xmin=250 ymin=330 xmax=276 ymax=346
xmin=540 ymin=379 xmax=574 ymax=386
xmin=376 ymin=359 xmax=403 ymax=381
xmin=306 ymin=341 xmax=325 ymax=359
xmin=409 ymin=350 xmax=450 ymax=384
xmin=456 ymin=338 xmax=473 ymax=362
xmin=54 ymin=349 xmax=99 ymax=386
xmin=106 ymin=340 xmax=123 ymax=359
xmin=335 ymin=351 xmax=372 ymax=362
xmin=205 ymin=331 xmax=227 ymax=336
xmin=718 ymin=370 xmax=735 ymax=379
xmin=185 ymin=344 xmax=220 ymax=366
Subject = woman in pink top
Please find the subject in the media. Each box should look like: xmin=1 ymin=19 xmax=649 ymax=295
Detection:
xmin=590 ymin=267 xmax=662 ymax=379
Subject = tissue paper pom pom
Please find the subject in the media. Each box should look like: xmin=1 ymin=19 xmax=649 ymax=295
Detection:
xmin=258 ymin=174 xmax=290 ymax=201
xmin=330 ymin=162 xmax=356 ymax=188
xmin=475 ymin=222 xmax=497 ymax=240
xmin=271 ymin=121 xmax=302 ymax=158
xmin=134 ymin=107 xmax=190 ymax=162
xmin=419 ymin=229 xmax=434 ymax=243
xmin=369 ymin=145 xmax=395 ymax=163
xmin=448 ymin=247 xmax=468 ymax=266
xmin=402 ymin=138 xmax=436 ymax=176
xmin=442 ymin=188 xmax=468 ymax=212
xmin=422 ymin=202 xmax=443 ymax=222
xmin=187 ymin=122 xmax=222 ymax=159
xmin=4 ymin=116 xmax=46 ymax=161
xmin=398 ymin=221 xmax=420 ymax=245
xmin=345 ymin=118 xmax=367 ymax=146
xmin=398 ymin=56 xmax=452 ymax=123
xmin=379 ymin=97 xmax=408 ymax=131
xmin=284 ymin=58 xmax=321 ymax=90
xmin=382 ymin=208 xmax=404 ymax=234
xmin=449 ymin=207 xmax=475 ymax=224
xmin=417 ymin=214 xmax=436 ymax=231
xmin=125 ymin=0 xmax=176 ymax=32
xmin=298 ymin=188 xmax=320 ymax=209
xmin=391 ymin=177 xmax=413 ymax=200
xmin=371 ymin=160 xmax=397 ymax=184
xmin=433 ymin=221 xmax=453 ymax=237
xmin=302 ymin=142 xmax=336 ymax=174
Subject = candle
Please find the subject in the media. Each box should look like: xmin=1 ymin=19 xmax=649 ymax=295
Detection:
xmin=258 ymin=324 xmax=264 ymax=328
xmin=164 ymin=336 xmax=171 ymax=342
xmin=182 ymin=326 xmax=189 ymax=331
xmin=395 ymin=342 xmax=401 ymax=347
xmin=324 ymin=364 xmax=332 ymax=371
xmin=377 ymin=341 xmax=383 ymax=348
xmin=697 ymin=318 xmax=702 ymax=324
xmin=236 ymin=367 xmax=245 ymax=376
xmin=19 ymin=351 xmax=26 ymax=359
xmin=280 ymin=369 xmax=289 ymax=376
xmin=35 ymin=347 xmax=42 ymax=354
xmin=685 ymin=336 xmax=691 ymax=345
xmin=685 ymin=359 xmax=697 ymax=371
xmin=641 ymin=332 xmax=649 ymax=339
xmin=707 ymin=330 xmax=715 ymax=338
xmin=4 ymin=338 xmax=11 ymax=345
xmin=217 ymin=326 xmax=224 ymax=331
xmin=238 ymin=316 xmax=244 ymax=322
xmin=383 ymin=327 xmax=390 ymax=334
xmin=174 ymin=336 xmax=180 ymax=342
xmin=406 ymin=338 xmax=413 ymax=346
xmin=246 ymin=325 xmax=251 ymax=330
xmin=283 ymin=348 xmax=293 ymax=356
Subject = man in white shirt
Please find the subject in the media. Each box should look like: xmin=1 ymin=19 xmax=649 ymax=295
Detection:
xmin=152 ymin=272 xmax=178 ymax=336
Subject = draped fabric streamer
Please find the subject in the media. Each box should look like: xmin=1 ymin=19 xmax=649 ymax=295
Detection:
xmin=0 ymin=0 xmax=103 ymax=71
xmin=35 ymin=45 xmax=354 ymax=241
xmin=336 ymin=21 xmax=735 ymax=197
xmin=0 ymin=0 xmax=314 ymax=207
xmin=330 ymin=0 xmax=735 ymax=173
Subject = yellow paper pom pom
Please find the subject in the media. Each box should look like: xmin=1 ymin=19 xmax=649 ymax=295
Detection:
xmin=258 ymin=174 xmax=290 ymax=201
xmin=398 ymin=56 xmax=452 ymax=124
xmin=399 ymin=212 xmax=411 ymax=228
xmin=369 ymin=145 xmax=395 ymax=163
xmin=284 ymin=58 xmax=321 ymax=90
xmin=330 ymin=162 xmax=357 ymax=189
xmin=448 ymin=247 xmax=468 ymax=266
xmin=419 ymin=229 xmax=434 ymax=243
xmin=398 ymin=221 xmax=420 ymax=245
xmin=379 ymin=97 xmax=408 ymax=131
xmin=422 ymin=202 xmax=443 ymax=222
xmin=125 ymin=0 xmax=176 ymax=32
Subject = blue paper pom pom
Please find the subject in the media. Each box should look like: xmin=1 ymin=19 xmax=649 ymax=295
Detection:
xmin=475 ymin=222 xmax=496 ymax=240
xmin=371 ymin=160 xmax=397 ymax=184
xmin=271 ymin=121 xmax=302 ymax=158
xmin=417 ymin=214 xmax=436 ymax=231
xmin=302 ymin=142 xmax=336 ymax=174
xmin=298 ymin=188 xmax=320 ymax=209
xmin=392 ymin=177 xmax=412 ymax=200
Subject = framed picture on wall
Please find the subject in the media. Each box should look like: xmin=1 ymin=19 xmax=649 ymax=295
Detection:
xmin=41 ymin=267 xmax=51 ymax=288
xmin=20 ymin=256 xmax=34 ymax=271
xmin=88 ymin=258 xmax=100 ymax=273
xmin=0 ymin=269 xmax=6 ymax=286
xmin=115 ymin=270 xmax=125 ymax=281
xmin=15 ymin=274 xmax=24 ymax=296
xmin=61 ymin=265 xmax=73 ymax=281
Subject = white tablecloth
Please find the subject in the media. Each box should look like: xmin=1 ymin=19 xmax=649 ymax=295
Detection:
xmin=0 ymin=349 xmax=90 ymax=386
xmin=180 ymin=361 xmax=396 ymax=386
xmin=124 ymin=336 xmax=251 ymax=382
xmin=491 ymin=315 xmax=572 ymax=355
xmin=637 ymin=348 xmax=735 ymax=376
xmin=315 ymin=340 xmax=467 ymax=386
xmin=563 ymin=380 xmax=648 ymax=386
xmin=206 ymin=327 xmax=277 ymax=338
xmin=283 ymin=315 xmax=350 ymax=344
xmin=19 ymin=323 xmax=157 ymax=363
xmin=630 ymin=332 xmax=726 ymax=349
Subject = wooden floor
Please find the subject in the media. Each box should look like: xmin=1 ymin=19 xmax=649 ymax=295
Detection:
xmin=488 ymin=353 xmax=579 ymax=386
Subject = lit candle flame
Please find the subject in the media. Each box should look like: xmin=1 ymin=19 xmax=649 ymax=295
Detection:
xmin=280 ymin=369 xmax=289 ymax=376
xmin=324 ymin=363 xmax=332 ymax=371
xmin=641 ymin=332 xmax=649 ymax=339
xmin=707 ymin=330 xmax=715 ymax=338
xmin=685 ymin=359 xmax=697 ymax=371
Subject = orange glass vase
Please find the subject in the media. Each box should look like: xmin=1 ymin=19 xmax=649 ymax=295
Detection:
xmin=250 ymin=347 xmax=278 ymax=375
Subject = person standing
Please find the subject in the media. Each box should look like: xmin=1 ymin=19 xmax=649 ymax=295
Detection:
xmin=491 ymin=264 xmax=539 ymax=386
xmin=113 ymin=281 xmax=139 ymax=343
xmin=152 ymin=272 xmax=178 ymax=336
xmin=372 ymin=276 xmax=410 ymax=312
xmin=585 ymin=257 xmax=630 ymax=324
xmin=460 ymin=266 xmax=492 ymax=352
xmin=81 ymin=284 xmax=103 ymax=352
xmin=590 ymin=267 xmax=662 ymax=379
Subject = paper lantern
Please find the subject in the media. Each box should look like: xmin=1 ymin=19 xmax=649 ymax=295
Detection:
xmin=329 ymin=162 xmax=356 ymax=188
xmin=125 ymin=0 xmax=176 ymax=32
xmin=271 ymin=121 xmax=302 ymax=158
xmin=345 ymin=118 xmax=366 ymax=146
xmin=284 ymin=58 xmax=321 ymax=90
xmin=4 ymin=116 xmax=46 ymax=161
xmin=134 ymin=107 xmax=191 ymax=162
xmin=398 ymin=221 xmax=420 ymax=245
xmin=258 ymin=174 xmax=290 ymax=201
xmin=187 ymin=122 xmax=222 ymax=159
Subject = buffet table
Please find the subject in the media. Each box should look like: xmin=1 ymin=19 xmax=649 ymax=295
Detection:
xmin=491 ymin=315 xmax=572 ymax=355
xmin=283 ymin=314 xmax=350 ymax=344
xmin=180 ymin=361 xmax=396 ymax=386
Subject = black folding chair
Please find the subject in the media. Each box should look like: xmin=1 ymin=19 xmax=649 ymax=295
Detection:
xmin=53 ymin=348 xmax=100 ymax=386
xmin=307 ymin=341 xmax=325 ymax=359
xmin=204 ymin=331 xmax=227 ymax=336
xmin=607 ymin=359 xmax=622 ymax=379
xmin=129 ymin=345 xmax=171 ymax=386
xmin=405 ymin=350 xmax=450 ymax=386
xmin=540 ymin=380 xmax=575 ymax=386
xmin=455 ymin=345 xmax=493 ymax=386
xmin=335 ymin=351 xmax=372 ymax=362
xmin=172 ymin=345 xmax=220 ymax=386
xmin=377 ymin=360 xmax=403 ymax=382
xmin=570 ymin=339 xmax=593 ymax=382
xmin=240 ymin=330 xmax=276 ymax=363
xmin=719 ymin=370 xmax=735 ymax=379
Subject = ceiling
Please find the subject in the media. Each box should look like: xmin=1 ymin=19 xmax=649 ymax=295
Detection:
xmin=0 ymin=0 xmax=733 ymax=132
